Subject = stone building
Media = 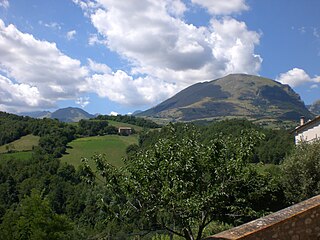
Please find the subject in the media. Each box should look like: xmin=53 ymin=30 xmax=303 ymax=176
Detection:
xmin=118 ymin=127 xmax=132 ymax=135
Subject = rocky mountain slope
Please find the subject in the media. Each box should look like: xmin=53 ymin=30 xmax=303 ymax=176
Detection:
xmin=308 ymin=100 xmax=320 ymax=115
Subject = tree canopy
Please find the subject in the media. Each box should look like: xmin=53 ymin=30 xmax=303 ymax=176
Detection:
xmin=84 ymin=124 xmax=284 ymax=239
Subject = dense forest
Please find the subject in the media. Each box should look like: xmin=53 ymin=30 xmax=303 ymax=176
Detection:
xmin=0 ymin=111 xmax=319 ymax=239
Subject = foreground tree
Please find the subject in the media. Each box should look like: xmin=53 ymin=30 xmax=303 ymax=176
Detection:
xmin=85 ymin=124 xmax=283 ymax=240
xmin=282 ymin=140 xmax=320 ymax=204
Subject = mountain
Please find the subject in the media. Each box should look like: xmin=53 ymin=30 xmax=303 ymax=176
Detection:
xmin=20 ymin=107 xmax=94 ymax=122
xmin=50 ymin=107 xmax=94 ymax=122
xmin=19 ymin=111 xmax=51 ymax=119
xmin=132 ymin=110 xmax=143 ymax=116
xmin=138 ymin=74 xmax=313 ymax=122
xmin=308 ymin=100 xmax=320 ymax=115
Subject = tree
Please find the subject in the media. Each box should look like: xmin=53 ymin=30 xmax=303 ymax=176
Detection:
xmin=281 ymin=140 xmax=320 ymax=204
xmin=84 ymin=124 xmax=279 ymax=240
xmin=0 ymin=189 xmax=73 ymax=240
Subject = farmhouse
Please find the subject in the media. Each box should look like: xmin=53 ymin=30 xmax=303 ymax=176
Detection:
xmin=293 ymin=116 xmax=320 ymax=144
xmin=118 ymin=127 xmax=132 ymax=135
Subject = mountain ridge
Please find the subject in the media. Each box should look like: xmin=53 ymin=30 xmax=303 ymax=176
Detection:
xmin=19 ymin=107 xmax=94 ymax=122
xmin=138 ymin=74 xmax=313 ymax=122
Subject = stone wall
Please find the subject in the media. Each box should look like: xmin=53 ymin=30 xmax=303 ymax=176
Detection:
xmin=207 ymin=194 xmax=320 ymax=240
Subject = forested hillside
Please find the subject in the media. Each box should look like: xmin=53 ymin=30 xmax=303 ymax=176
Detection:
xmin=0 ymin=112 xmax=319 ymax=239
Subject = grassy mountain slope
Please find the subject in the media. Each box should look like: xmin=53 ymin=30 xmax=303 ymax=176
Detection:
xmin=139 ymin=74 xmax=313 ymax=122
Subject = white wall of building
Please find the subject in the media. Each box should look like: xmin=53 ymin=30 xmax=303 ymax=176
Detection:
xmin=295 ymin=123 xmax=320 ymax=144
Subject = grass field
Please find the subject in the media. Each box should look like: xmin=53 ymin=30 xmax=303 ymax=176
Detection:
xmin=106 ymin=120 xmax=143 ymax=131
xmin=0 ymin=151 xmax=33 ymax=161
xmin=0 ymin=134 xmax=40 ymax=153
xmin=68 ymin=120 xmax=144 ymax=132
xmin=60 ymin=134 xmax=138 ymax=169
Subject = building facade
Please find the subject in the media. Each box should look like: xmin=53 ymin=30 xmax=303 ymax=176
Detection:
xmin=293 ymin=116 xmax=320 ymax=144
xmin=118 ymin=127 xmax=132 ymax=135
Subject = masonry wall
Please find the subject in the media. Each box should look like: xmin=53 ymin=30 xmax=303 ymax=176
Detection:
xmin=207 ymin=195 xmax=320 ymax=240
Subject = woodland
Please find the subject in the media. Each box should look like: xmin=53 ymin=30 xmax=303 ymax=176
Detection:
xmin=0 ymin=112 xmax=319 ymax=239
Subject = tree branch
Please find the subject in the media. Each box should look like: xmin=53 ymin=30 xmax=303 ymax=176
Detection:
xmin=164 ymin=226 xmax=185 ymax=238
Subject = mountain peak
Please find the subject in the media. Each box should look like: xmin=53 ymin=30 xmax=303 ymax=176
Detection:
xmin=19 ymin=107 xmax=94 ymax=122
xmin=138 ymin=74 xmax=313 ymax=122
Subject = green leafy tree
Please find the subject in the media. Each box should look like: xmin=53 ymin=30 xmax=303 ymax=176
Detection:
xmin=282 ymin=140 xmax=320 ymax=204
xmin=84 ymin=124 xmax=281 ymax=240
xmin=0 ymin=189 xmax=73 ymax=240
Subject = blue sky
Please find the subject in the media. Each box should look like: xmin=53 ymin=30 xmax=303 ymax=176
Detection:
xmin=0 ymin=0 xmax=319 ymax=115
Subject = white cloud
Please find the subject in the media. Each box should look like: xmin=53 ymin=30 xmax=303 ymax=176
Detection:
xmin=110 ymin=111 xmax=118 ymax=116
xmin=165 ymin=0 xmax=187 ymax=17
xmin=298 ymin=27 xmax=306 ymax=34
xmin=83 ymin=70 xmax=177 ymax=106
xmin=313 ymin=28 xmax=320 ymax=39
xmin=88 ymin=58 xmax=111 ymax=74
xmin=81 ymin=0 xmax=261 ymax=101
xmin=310 ymin=84 xmax=318 ymax=89
xmin=72 ymin=0 xmax=99 ymax=17
xmin=39 ymin=21 xmax=61 ymax=30
xmin=276 ymin=68 xmax=320 ymax=87
xmin=191 ymin=0 xmax=248 ymax=15
xmin=88 ymin=33 xmax=106 ymax=46
xmin=67 ymin=30 xmax=77 ymax=40
xmin=0 ymin=19 xmax=88 ymax=112
xmin=0 ymin=75 xmax=53 ymax=112
xmin=75 ymin=96 xmax=90 ymax=108
xmin=0 ymin=0 xmax=9 ymax=9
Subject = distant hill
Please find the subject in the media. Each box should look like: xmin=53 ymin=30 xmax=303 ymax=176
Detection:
xmin=51 ymin=107 xmax=94 ymax=122
xmin=132 ymin=110 xmax=143 ymax=116
xmin=308 ymin=100 xmax=320 ymax=115
xmin=138 ymin=74 xmax=313 ymax=122
xmin=19 ymin=111 xmax=51 ymax=119
xmin=20 ymin=107 xmax=94 ymax=122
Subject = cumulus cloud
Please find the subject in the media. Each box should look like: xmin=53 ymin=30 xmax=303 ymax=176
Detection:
xmin=0 ymin=19 xmax=88 ymax=112
xmin=67 ymin=30 xmax=77 ymax=40
xmin=81 ymin=0 xmax=262 ymax=96
xmin=110 ymin=111 xmax=118 ymax=116
xmin=0 ymin=0 xmax=9 ymax=9
xmin=1 ymin=0 xmax=263 ymax=111
xmin=0 ymin=75 xmax=53 ymax=112
xmin=88 ymin=58 xmax=111 ymax=74
xmin=276 ymin=68 xmax=320 ymax=87
xmin=75 ymin=96 xmax=90 ymax=108
xmin=83 ymin=70 xmax=177 ymax=106
xmin=191 ymin=0 xmax=248 ymax=15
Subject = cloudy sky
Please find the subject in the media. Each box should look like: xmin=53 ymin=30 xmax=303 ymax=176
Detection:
xmin=0 ymin=0 xmax=319 ymax=114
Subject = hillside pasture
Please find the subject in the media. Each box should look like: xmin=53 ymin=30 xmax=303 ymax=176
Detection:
xmin=0 ymin=134 xmax=40 ymax=153
xmin=60 ymin=134 xmax=138 ymax=169
xmin=0 ymin=151 xmax=34 ymax=161
xmin=105 ymin=120 xmax=144 ymax=132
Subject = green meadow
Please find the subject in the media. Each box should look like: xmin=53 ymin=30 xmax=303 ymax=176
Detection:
xmin=102 ymin=120 xmax=144 ymax=132
xmin=60 ymin=134 xmax=138 ymax=169
xmin=0 ymin=151 xmax=34 ymax=161
xmin=0 ymin=134 xmax=40 ymax=153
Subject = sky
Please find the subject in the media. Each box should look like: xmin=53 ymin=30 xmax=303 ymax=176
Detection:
xmin=0 ymin=0 xmax=319 ymax=115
